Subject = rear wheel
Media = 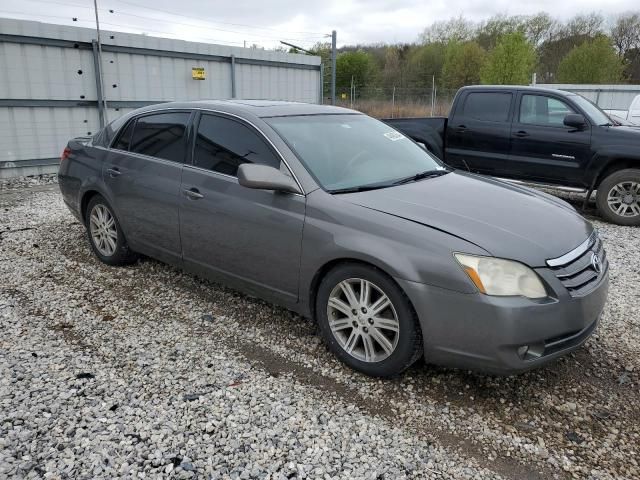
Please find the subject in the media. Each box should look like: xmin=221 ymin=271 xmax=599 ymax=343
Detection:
xmin=85 ymin=195 xmax=138 ymax=265
xmin=596 ymin=169 xmax=640 ymax=226
xmin=315 ymin=263 xmax=423 ymax=377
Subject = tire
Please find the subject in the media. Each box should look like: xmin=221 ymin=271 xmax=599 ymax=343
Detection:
xmin=315 ymin=263 xmax=423 ymax=377
xmin=85 ymin=194 xmax=138 ymax=265
xmin=596 ymin=169 xmax=640 ymax=226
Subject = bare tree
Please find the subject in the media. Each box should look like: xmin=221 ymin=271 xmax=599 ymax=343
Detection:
xmin=610 ymin=13 xmax=640 ymax=56
xmin=421 ymin=16 xmax=475 ymax=44
xmin=524 ymin=13 xmax=559 ymax=46
xmin=564 ymin=13 xmax=604 ymax=37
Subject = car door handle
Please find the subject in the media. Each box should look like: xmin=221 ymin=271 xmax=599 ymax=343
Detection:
xmin=456 ymin=125 xmax=468 ymax=133
xmin=184 ymin=188 xmax=204 ymax=200
xmin=514 ymin=130 xmax=529 ymax=138
xmin=106 ymin=167 xmax=121 ymax=177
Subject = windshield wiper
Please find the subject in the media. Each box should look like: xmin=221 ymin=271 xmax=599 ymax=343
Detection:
xmin=328 ymin=184 xmax=393 ymax=194
xmin=392 ymin=169 xmax=449 ymax=186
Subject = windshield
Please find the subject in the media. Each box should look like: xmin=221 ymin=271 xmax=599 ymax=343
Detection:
xmin=570 ymin=94 xmax=611 ymax=126
xmin=266 ymin=114 xmax=444 ymax=191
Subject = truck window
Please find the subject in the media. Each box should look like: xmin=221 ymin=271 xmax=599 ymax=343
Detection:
xmin=519 ymin=95 xmax=575 ymax=127
xmin=461 ymin=92 xmax=512 ymax=123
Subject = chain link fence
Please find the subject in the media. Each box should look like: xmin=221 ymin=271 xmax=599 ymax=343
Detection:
xmin=330 ymin=87 xmax=458 ymax=118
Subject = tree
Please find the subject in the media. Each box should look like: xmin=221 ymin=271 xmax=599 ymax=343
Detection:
xmin=421 ymin=16 xmax=475 ymax=44
xmin=564 ymin=13 xmax=604 ymax=38
xmin=610 ymin=13 xmax=640 ymax=56
xmin=476 ymin=15 xmax=525 ymax=50
xmin=481 ymin=33 xmax=536 ymax=84
xmin=557 ymin=36 xmax=624 ymax=83
xmin=442 ymin=41 xmax=486 ymax=89
xmin=523 ymin=12 xmax=558 ymax=46
xmin=335 ymin=50 xmax=377 ymax=92
xmin=405 ymin=43 xmax=446 ymax=89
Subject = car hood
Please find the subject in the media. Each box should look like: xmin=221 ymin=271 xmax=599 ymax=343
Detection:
xmin=338 ymin=171 xmax=593 ymax=267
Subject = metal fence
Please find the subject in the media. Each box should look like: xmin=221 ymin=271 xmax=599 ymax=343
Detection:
xmin=0 ymin=18 xmax=322 ymax=179
xmin=330 ymin=86 xmax=457 ymax=119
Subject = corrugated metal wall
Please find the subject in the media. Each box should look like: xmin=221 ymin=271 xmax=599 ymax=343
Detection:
xmin=538 ymin=84 xmax=640 ymax=111
xmin=0 ymin=18 xmax=322 ymax=178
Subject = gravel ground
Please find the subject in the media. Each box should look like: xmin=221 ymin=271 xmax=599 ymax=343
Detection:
xmin=1 ymin=177 xmax=638 ymax=479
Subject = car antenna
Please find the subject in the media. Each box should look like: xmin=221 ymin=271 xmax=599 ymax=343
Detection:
xmin=461 ymin=159 xmax=471 ymax=172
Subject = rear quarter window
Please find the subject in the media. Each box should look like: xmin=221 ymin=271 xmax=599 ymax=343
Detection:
xmin=461 ymin=92 xmax=512 ymax=123
xmin=112 ymin=119 xmax=135 ymax=151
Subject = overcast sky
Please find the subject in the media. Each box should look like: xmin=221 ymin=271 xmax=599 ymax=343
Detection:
xmin=1 ymin=0 xmax=638 ymax=48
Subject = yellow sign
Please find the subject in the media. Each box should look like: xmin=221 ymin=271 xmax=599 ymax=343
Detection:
xmin=192 ymin=67 xmax=205 ymax=80
xmin=341 ymin=93 xmax=347 ymax=99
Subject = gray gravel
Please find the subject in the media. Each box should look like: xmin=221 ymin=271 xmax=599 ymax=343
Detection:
xmin=1 ymin=177 xmax=639 ymax=479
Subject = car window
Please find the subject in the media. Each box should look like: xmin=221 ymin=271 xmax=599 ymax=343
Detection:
xmin=519 ymin=95 xmax=576 ymax=126
xmin=193 ymin=114 xmax=280 ymax=176
xmin=129 ymin=112 xmax=190 ymax=162
xmin=266 ymin=114 xmax=443 ymax=191
xmin=461 ymin=92 xmax=512 ymax=122
xmin=112 ymin=119 xmax=135 ymax=151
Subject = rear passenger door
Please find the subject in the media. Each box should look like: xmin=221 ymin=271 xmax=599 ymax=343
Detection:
xmin=179 ymin=112 xmax=305 ymax=303
xmin=104 ymin=111 xmax=192 ymax=264
xmin=446 ymin=91 xmax=514 ymax=174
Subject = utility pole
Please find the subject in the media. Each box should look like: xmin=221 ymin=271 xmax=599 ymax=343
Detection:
xmin=93 ymin=0 xmax=108 ymax=125
xmin=331 ymin=30 xmax=336 ymax=105
xmin=350 ymin=75 xmax=354 ymax=108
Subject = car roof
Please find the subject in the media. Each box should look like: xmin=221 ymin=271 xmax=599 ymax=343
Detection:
xmin=132 ymin=99 xmax=358 ymax=118
xmin=459 ymin=85 xmax=576 ymax=97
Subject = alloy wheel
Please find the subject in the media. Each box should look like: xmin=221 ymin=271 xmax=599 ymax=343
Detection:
xmin=607 ymin=181 xmax=640 ymax=218
xmin=327 ymin=278 xmax=400 ymax=363
xmin=89 ymin=204 xmax=118 ymax=256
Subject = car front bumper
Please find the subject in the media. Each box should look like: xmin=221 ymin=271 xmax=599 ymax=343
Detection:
xmin=397 ymin=268 xmax=609 ymax=375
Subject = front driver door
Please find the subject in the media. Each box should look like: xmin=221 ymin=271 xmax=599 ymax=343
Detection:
xmin=179 ymin=112 xmax=305 ymax=304
xmin=509 ymin=93 xmax=592 ymax=184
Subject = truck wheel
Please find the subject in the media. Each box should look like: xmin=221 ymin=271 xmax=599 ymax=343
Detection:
xmin=596 ymin=169 xmax=640 ymax=226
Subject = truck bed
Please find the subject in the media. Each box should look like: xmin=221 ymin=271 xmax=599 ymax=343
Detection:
xmin=383 ymin=117 xmax=447 ymax=159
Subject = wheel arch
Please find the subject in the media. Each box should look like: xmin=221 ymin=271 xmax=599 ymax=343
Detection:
xmin=307 ymin=257 xmax=419 ymax=326
xmin=80 ymin=189 xmax=102 ymax=224
xmin=592 ymin=157 xmax=640 ymax=188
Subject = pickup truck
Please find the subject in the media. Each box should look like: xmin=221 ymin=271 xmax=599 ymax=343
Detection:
xmin=385 ymin=85 xmax=640 ymax=226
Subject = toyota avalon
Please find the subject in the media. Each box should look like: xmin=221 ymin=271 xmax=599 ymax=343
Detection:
xmin=58 ymin=101 xmax=609 ymax=377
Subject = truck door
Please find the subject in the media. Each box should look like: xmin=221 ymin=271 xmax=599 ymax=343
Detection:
xmin=509 ymin=93 xmax=592 ymax=184
xmin=445 ymin=90 xmax=514 ymax=174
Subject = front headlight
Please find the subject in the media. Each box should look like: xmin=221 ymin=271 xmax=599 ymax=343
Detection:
xmin=454 ymin=253 xmax=547 ymax=299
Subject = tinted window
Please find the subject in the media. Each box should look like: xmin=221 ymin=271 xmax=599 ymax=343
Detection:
xmin=462 ymin=92 xmax=512 ymax=122
xmin=129 ymin=112 xmax=190 ymax=162
xmin=113 ymin=119 xmax=135 ymax=150
xmin=519 ymin=95 xmax=576 ymax=126
xmin=194 ymin=114 xmax=280 ymax=176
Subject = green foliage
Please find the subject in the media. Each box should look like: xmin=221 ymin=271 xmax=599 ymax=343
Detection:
xmin=557 ymin=36 xmax=624 ymax=83
xmin=480 ymin=33 xmax=537 ymax=84
xmin=335 ymin=50 xmax=377 ymax=91
xmin=406 ymin=43 xmax=446 ymax=88
xmin=442 ymin=41 xmax=487 ymax=89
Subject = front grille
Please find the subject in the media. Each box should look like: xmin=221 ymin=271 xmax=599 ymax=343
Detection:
xmin=546 ymin=232 xmax=608 ymax=297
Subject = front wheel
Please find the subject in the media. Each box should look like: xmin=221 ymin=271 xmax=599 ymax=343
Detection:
xmin=596 ymin=169 xmax=640 ymax=226
xmin=315 ymin=263 xmax=423 ymax=377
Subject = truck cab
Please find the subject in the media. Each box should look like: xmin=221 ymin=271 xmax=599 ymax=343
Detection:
xmin=387 ymin=85 xmax=640 ymax=226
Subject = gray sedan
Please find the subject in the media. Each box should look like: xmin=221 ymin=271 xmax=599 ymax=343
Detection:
xmin=58 ymin=100 xmax=609 ymax=377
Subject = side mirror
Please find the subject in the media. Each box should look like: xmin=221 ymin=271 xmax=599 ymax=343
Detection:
xmin=564 ymin=113 xmax=587 ymax=129
xmin=237 ymin=164 xmax=301 ymax=194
